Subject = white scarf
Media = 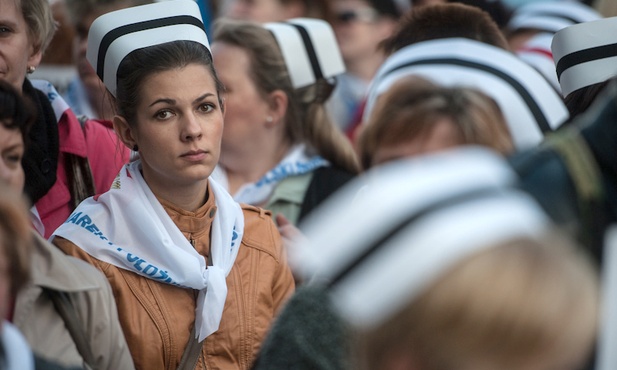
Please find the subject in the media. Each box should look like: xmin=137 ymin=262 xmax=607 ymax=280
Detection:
xmin=52 ymin=160 xmax=244 ymax=341
xmin=214 ymin=144 xmax=328 ymax=205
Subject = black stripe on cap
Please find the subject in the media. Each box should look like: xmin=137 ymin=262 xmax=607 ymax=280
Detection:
xmin=555 ymin=43 xmax=617 ymax=81
xmin=327 ymin=187 xmax=500 ymax=288
xmin=97 ymin=15 xmax=205 ymax=82
xmin=379 ymin=58 xmax=552 ymax=134
xmin=287 ymin=23 xmax=324 ymax=81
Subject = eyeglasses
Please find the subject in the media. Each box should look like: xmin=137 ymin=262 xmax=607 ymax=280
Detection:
xmin=334 ymin=8 xmax=379 ymax=24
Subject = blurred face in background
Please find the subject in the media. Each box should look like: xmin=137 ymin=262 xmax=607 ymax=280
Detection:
xmin=0 ymin=123 xmax=24 ymax=193
xmin=331 ymin=0 xmax=395 ymax=63
xmin=72 ymin=3 xmax=131 ymax=97
xmin=225 ymin=0 xmax=304 ymax=22
xmin=0 ymin=0 xmax=42 ymax=92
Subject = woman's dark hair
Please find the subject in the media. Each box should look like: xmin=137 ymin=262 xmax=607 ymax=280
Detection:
xmin=0 ymin=80 xmax=36 ymax=143
xmin=381 ymin=3 xmax=509 ymax=55
xmin=115 ymin=40 xmax=225 ymax=125
xmin=564 ymin=80 xmax=612 ymax=120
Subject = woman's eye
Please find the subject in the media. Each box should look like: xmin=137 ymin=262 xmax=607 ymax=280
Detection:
xmin=199 ymin=103 xmax=215 ymax=113
xmin=155 ymin=110 xmax=173 ymax=119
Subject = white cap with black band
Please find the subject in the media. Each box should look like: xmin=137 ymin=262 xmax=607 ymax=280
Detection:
xmin=294 ymin=147 xmax=550 ymax=330
xmin=264 ymin=18 xmax=345 ymax=89
xmin=86 ymin=0 xmax=209 ymax=97
xmin=552 ymin=16 xmax=617 ymax=97
xmin=363 ymin=38 xmax=569 ymax=149
xmin=508 ymin=1 xmax=601 ymax=34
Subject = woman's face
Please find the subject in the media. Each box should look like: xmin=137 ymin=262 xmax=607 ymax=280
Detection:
xmin=0 ymin=123 xmax=25 ymax=193
xmin=0 ymin=0 xmax=42 ymax=91
xmin=125 ymin=64 xmax=224 ymax=193
xmin=211 ymin=42 xmax=272 ymax=156
xmin=226 ymin=0 xmax=300 ymax=22
xmin=371 ymin=118 xmax=464 ymax=167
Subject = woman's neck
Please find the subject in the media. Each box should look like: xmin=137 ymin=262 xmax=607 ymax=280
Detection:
xmin=144 ymin=173 xmax=209 ymax=212
xmin=221 ymin=141 xmax=292 ymax=195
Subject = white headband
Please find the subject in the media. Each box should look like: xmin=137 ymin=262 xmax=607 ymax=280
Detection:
xmin=508 ymin=1 xmax=601 ymax=34
xmin=363 ymin=38 xmax=569 ymax=149
xmin=264 ymin=18 xmax=345 ymax=89
xmin=87 ymin=0 xmax=210 ymax=97
xmin=552 ymin=16 xmax=617 ymax=97
xmin=295 ymin=146 xmax=550 ymax=330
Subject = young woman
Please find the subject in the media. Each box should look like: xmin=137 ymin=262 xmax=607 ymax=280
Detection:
xmin=211 ymin=18 xmax=359 ymax=225
xmin=51 ymin=1 xmax=295 ymax=369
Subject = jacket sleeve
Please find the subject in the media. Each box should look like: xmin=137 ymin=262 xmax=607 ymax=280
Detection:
xmin=52 ymin=236 xmax=135 ymax=370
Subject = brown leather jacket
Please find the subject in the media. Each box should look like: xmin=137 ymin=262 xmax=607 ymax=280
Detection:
xmin=53 ymin=184 xmax=295 ymax=370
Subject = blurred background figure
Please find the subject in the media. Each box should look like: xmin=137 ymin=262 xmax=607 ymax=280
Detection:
xmin=504 ymin=1 xmax=602 ymax=92
xmin=0 ymin=78 xmax=133 ymax=369
xmin=223 ymin=0 xmax=331 ymax=22
xmin=0 ymin=0 xmax=129 ymax=239
xmin=63 ymin=0 xmax=152 ymax=120
xmin=326 ymin=0 xmax=406 ymax=136
xmin=258 ymin=147 xmax=599 ymax=370
xmin=212 ymin=18 xmax=359 ymax=225
xmin=363 ymin=4 xmax=568 ymax=150
xmin=357 ymin=76 xmax=513 ymax=169
xmin=552 ymin=16 xmax=617 ymax=119
xmin=29 ymin=0 xmax=75 ymax=95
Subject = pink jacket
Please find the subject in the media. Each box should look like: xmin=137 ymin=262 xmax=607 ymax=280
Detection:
xmin=30 ymin=80 xmax=129 ymax=238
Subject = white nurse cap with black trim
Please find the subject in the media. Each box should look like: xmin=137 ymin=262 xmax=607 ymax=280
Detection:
xmin=86 ymin=0 xmax=209 ymax=97
xmin=264 ymin=18 xmax=345 ymax=89
xmin=362 ymin=38 xmax=569 ymax=149
xmin=552 ymin=16 xmax=617 ymax=97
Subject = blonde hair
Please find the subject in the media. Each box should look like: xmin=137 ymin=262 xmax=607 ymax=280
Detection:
xmin=358 ymin=232 xmax=599 ymax=370
xmin=18 ymin=0 xmax=57 ymax=54
xmin=594 ymin=0 xmax=617 ymax=17
xmin=0 ymin=183 xmax=32 ymax=298
xmin=358 ymin=76 xmax=513 ymax=169
xmin=213 ymin=19 xmax=359 ymax=174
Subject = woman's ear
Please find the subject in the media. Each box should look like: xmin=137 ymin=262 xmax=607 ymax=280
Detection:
xmin=266 ymin=89 xmax=288 ymax=127
xmin=112 ymin=115 xmax=137 ymax=150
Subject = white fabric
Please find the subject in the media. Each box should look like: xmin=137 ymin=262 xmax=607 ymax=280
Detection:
xmin=2 ymin=322 xmax=34 ymax=370
xmin=265 ymin=18 xmax=345 ymax=89
xmin=52 ymin=160 xmax=244 ymax=341
xmin=508 ymin=1 xmax=601 ymax=33
xmin=363 ymin=38 xmax=569 ymax=149
xmin=214 ymin=144 xmax=328 ymax=205
xmin=516 ymin=32 xmax=560 ymax=92
xmin=552 ymin=17 xmax=617 ymax=96
xmin=296 ymin=146 xmax=550 ymax=330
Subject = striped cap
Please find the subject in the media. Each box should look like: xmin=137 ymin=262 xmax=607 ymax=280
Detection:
xmin=516 ymin=32 xmax=560 ymax=92
xmin=87 ymin=0 xmax=209 ymax=97
xmin=507 ymin=1 xmax=601 ymax=34
xmin=552 ymin=16 xmax=617 ymax=97
xmin=294 ymin=146 xmax=550 ymax=330
xmin=264 ymin=18 xmax=345 ymax=89
xmin=363 ymin=38 xmax=569 ymax=149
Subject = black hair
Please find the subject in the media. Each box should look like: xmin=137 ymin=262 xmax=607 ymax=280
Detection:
xmin=0 ymin=80 xmax=36 ymax=144
xmin=115 ymin=40 xmax=225 ymax=125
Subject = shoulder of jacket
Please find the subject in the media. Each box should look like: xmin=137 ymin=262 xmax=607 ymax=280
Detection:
xmin=239 ymin=204 xmax=282 ymax=261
